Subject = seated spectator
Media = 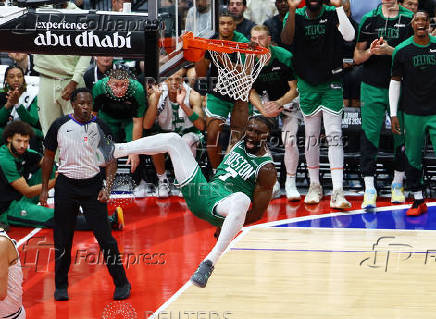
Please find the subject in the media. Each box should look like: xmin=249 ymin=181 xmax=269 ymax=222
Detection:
xmin=263 ymin=0 xmax=290 ymax=48
xmin=0 ymin=65 xmax=43 ymax=152
xmin=7 ymin=53 xmax=39 ymax=76
xmin=143 ymin=68 xmax=205 ymax=198
xmin=83 ymin=56 xmax=115 ymax=91
xmin=185 ymin=0 xmax=213 ymax=37
xmin=228 ymin=0 xmax=256 ymax=39
xmin=0 ymin=121 xmax=123 ymax=230
xmin=244 ymin=0 xmax=277 ymax=25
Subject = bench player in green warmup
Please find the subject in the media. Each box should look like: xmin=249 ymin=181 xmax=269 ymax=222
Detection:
xmin=389 ymin=11 xmax=436 ymax=216
xmin=281 ymin=0 xmax=355 ymax=208
xmin=96 ymin=115 xmax=277 ymax=288
xmin=354 ymin=0 xmax=414 ymax=209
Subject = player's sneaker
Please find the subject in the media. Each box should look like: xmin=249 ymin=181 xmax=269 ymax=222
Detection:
xmin=391 ymin=183 xmax=405 ymax=204
xmin=157 ymin=179 xmax=169 ymax=198
xmin=330 ymin=189 xmax=351 ymax=209
xmin=406 ymin=199 xmax=427 ymax=216
xmin=272 ymin=180 xmax=281 ymax=198
xmin=285 ymin=178 xmax=300 ymax=201
xmin=111 ymin=207 xmax=125 ymax=231
xmin=96 ymin=134 xmax=115 ymax=166
xmin=133 ymin=180 xmax=148 ymax=198
xmin=361 ymin=189 xmax=377 ymax=209
xmin=191 ymin=259 xmax=214 ymax=288
xmin=304 ymin=183 xmax=323 ymax=204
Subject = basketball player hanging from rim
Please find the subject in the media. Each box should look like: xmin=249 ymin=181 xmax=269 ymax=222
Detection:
xmin=281 ymin=0 xmax=355 ymax=208
xmin=195 ymin=11 xmax=251 ymax=173
xmin=354 ymin=0 xmax=413 ymax=209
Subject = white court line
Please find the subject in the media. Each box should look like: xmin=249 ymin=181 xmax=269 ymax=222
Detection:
xmin=17 ymin=228 xmax=41 ymax=248
xmin=244 ymin=202 xmax=436 ymax=229
xmin=148 ymin=229 xmax=251 ymax=319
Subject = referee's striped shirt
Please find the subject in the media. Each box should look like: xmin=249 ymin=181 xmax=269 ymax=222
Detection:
xmin=44 ymin=114 xmax=112 ymax=180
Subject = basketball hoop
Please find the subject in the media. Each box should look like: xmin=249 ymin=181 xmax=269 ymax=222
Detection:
xmin=181 ymin=32 xmax=270 ymax=102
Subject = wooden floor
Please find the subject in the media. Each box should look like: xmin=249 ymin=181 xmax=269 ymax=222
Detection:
xmin=163 ymin=227 xmax=436 ymax=319
xmin=8 ymin=196 xmax=436 ymax=318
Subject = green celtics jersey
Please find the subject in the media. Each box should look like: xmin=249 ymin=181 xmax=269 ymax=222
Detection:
xmin=211 ymin=140 xmax=273 ymax=201
xmin=283 ymin=6 xmax=343 ymax=85
xmin=358 ymin=5 xmax=413 ymax=88
xmin=392 ymin=36 xmax=436 ymax=116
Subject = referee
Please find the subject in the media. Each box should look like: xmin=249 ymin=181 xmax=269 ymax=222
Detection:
xmin=390 ymin=11 xmax=436 ymax=216
xmin=40 ymin=88 xmax=130 ymax=301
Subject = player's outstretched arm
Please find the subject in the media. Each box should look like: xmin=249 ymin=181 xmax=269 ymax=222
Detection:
xmin=244 ymin=163 xmax=277 ymax=226
xmin=281 ymin=0 xmax=301 ymax=45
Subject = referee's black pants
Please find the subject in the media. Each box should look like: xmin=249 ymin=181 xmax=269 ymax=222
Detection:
xmin=54 ymin=173 xmax=128 ymax=289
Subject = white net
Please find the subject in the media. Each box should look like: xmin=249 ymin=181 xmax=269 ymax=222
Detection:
xmin=209 ymin=49 xmax=271 ymax=102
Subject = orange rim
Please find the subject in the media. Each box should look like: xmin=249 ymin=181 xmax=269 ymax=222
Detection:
xmin=181 ymin=32 xmax=269 ymax=55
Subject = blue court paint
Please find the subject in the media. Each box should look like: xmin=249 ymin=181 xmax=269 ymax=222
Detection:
xmin=275 ymin=206 xmax=436 ymax=230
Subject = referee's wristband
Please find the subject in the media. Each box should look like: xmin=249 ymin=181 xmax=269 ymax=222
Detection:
xmin=188 ymin=112 xmax=199 ymax=122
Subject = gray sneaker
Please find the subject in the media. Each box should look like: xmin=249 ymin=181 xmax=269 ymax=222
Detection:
xmin=191 ymin=260 xmax=214 ymax=288
xmin=96 ymin=133 xmax=115 ymax=166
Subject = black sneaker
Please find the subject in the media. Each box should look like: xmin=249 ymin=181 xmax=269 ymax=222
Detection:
xmin=96 ymin=132 xmax=115 ymax=166
xmin=191 ymin=260 xmax=214 ymax=288
xmin=110 ymin=207 xmax=125 ymax=231
xmin=54 ymin=288 xmax=69 ymax=301
xmin=113 ymin=282 xmax=131 ymax=300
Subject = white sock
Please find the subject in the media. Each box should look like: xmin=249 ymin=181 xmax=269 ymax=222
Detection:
xmin=392 ymin=170 xmax=405 ymax=185
xmin=308 ymin=167 xmax=320 ymax=185
xmin=414 ymin=191 xmax=423 ymax=200
xmin=286 ymin=175 xmax=296 ymax=189
xmin=206 ymin=193 xmax=250 ymax=265
xmin=331 ymin=169 xmax=343 ymax=190
xmin=364 ymin=176 xmax=375 ymax=191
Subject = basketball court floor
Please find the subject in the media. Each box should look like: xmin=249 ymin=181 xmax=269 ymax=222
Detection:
xmin=9 ymin=194 xmax=436 ymax=319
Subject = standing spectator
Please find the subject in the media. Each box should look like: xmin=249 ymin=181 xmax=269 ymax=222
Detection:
xmin=7 ymin=53 xmax=38 ymax=76
xmin=0 ymin=227 xmax=25 ymax=319
xmin=354 ymin=0 xmax=413 ymax=209
xmin=195 ymin=12 xmax=249 ymax=171
xmin=33 ymin=1 xmax=91 ymax=135
xmin=249 ymin=25 xmax=300 ymax=200
xmin=83 ymin=56 xmax=114 ymax=91
xmin=264 ymin=0 xmax=291 ymax=48
xmin=281 ymin=0 xmax=355 ymax=208
xmin=389 ymin=11 xmax=436 ymax=216
xmin=350 ymin=0 xmax=381 ymax=24
xmin=185 ymin=0 xmax=213 ymax=37
xmin=228 ymin=0 xmax=256 ymax=38
xmin=244 ymin=0 xmax=278 ymax=25
xmin=144 ymin=68 xmax=205 ymax=198
xmin=40 ymin=88 xmax=130 ymax=301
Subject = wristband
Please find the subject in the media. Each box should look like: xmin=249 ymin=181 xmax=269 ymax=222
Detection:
xmin=188 ymin=112 xmax=199 ymax=122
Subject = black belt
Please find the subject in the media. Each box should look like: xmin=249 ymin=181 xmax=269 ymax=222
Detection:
xmin=3 ymin=306 xmax=23 ymax=319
